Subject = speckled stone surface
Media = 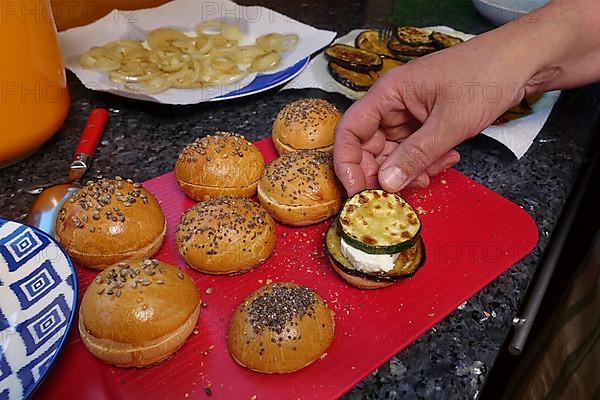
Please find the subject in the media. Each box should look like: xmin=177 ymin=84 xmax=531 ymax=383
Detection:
xmin=1 ymin=1 xmax=600 ymax=399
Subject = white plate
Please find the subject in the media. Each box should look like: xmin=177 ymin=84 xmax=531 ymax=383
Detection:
xmin=212 ymin=57 xmax=310 ymax=101
xmin=57 ymin=0 xmax=336 ymax=104
xmin=0 ymin=219 xmax=77 ymax=400
xmin=472 ymin=0 xmax=550 ymax=26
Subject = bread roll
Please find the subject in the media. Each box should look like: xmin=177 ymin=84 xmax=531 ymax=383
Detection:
xmin=176 ymin=197 xmax=276 ymax=274
xmin=78 ymin=260 xmax=200 ymax=368
xmin=175 ymin=132 xmax=264 ymax=200
xmin=329 ymin=262 xmax=394 ymax=289
xmin=258 ymin=150 xmax=345 ymax=226
xmin=272 ymin=98 xmax=341 ymax=154
xmin=55 ymin=177 xmax=166 ymax=270
xmin=228 ymin=282 xmax=334 ymax=373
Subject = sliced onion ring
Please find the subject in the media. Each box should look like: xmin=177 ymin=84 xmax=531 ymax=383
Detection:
xmin=229 ymin=45 xmax=266 ymax=64
xmin=148 ymin=28 xmax=193 ymax=50
xmin=80 ymin=22 xmax=298 ymax=94
xmin=248 ymin=51 xmax=281 ymax=72
xmin=80 ymin=47 xmax=122 ymax=71
xmin=210 ymin=56 xmax=238 ymax=73
xmin=140 ymin=75 xmax=172 ymax=94
xmin=194 ymin=35 xmax=214 ymax=54
xmin=256 ymin=33 xmax=299 ymax=52
xmin=196 ymin=19 xmax=223 ymax=36
xmin=222 ymin=24 xmax=242 ymax=41
xmin=110 ymin=68 xmax=160 ymax=83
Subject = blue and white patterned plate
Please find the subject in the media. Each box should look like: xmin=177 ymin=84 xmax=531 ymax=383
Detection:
xmin=0 ymin=219 xmax=77 ymax=400
xmin=212 ymin=57 xmax=310 ymax=101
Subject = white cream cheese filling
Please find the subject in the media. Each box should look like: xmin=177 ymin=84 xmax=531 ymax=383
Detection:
xmin=340 ymin=238 xmax=399 ymax=273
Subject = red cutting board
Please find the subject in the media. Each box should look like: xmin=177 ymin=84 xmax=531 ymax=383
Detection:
xmin=35 ymin=137 xmax=538 ymax=400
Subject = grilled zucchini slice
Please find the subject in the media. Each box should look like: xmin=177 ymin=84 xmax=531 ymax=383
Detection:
xmin=391 ymin=54 xmax=418 ymax=63
xmin=430 ymin=31 xmax=464 ymax=49
xmin=326 ymin=222 xmax=425 ymax=281
xmin=338 ymin=189 xmax=422 ymax=254
xmin=325 ymin=44 xmax=382 ymax=72
xmin=494 ymin=94 xmax=541 ymax=124
xmin=328 ymin=62 xmax=378 ymax=91
xmin=397 ymin=26 xmax=433 ymax=46
xmin=388 ymin=38 xmax=437 ymax=57
xmin=355 ymin=30 xmax=393 ymax=57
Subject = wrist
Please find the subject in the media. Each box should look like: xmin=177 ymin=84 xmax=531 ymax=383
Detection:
xmin=501 ymin=0 xmax=600 ymax=92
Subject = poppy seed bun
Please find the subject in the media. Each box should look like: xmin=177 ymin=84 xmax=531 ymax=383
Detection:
xmin=272 ymin=98 xmax=341 ymax=155
xmin=258 ymin=150 xmax=345 ymax=226
xmin=55 ymin=177 xmax=166 ymax=270
xmin=79 ymin=260 xmax=200 ymax=368
xmin=176 ymin=197 xmax=276 ymax=274
xmin=228 ymin=282 xmax=334 ymax=373
xmin=175 ymin=132 xmax=265 ymax=201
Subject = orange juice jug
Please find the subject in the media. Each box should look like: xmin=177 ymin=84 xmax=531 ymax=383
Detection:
xmin=0 ymin=0 xmax=70 ymax=166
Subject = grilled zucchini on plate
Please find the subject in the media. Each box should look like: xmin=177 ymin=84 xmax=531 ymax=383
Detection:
xmin=355 ymin=30 xmax=393 ymax=57
xmin=327 ymin=62 xmax=378 ymax=92
xmin=396 ymin=26 xmax=434 ymax=46
xmin=388 ymin=38 xmax=437 ymax=57
xmin=494 ymin=94 xmax=542 ymax=124
xmin=324 ymin=44 xmax=382 ymax=72
xmin=325 ymin=26 xmax=463 ymax=93
xmin=325 ymin=190 xmax=425 ymax=289
xmin=430 ymin=31 xmax=464 ymax=49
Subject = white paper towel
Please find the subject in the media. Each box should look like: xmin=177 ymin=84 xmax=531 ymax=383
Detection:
xmin=284 ymin=27 xmax=560 ymax=158
xmin=58 ymin=0 xmax=336 ymax=104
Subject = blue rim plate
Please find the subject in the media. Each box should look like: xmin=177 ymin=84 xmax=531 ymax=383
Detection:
xmin=212 ymin=57 xmax=310 ymax=101
xmin=0 ymin=219 xmax=77 ymax=400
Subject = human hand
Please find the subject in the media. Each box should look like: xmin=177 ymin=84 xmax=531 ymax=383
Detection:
xmin=333 ymin=33 xmax=534 ymax=195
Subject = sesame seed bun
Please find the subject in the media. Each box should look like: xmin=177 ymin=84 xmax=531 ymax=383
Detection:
xmin=55 ymin=177 xmax=166 ymax=270
xmin=227 ymin=282 xmax=334 ymax=374
xmin=176 ymin=197 xmax=276 ymax=275
xmin=272 ymin=98 xmax=341 ymax=155
xmin=175 ymin=132 xmax=265 ymax=201
xmin=78 ymin=260 xmax=200 ymax=368
xmin=257 ymin=150 xmax=345 ymax=226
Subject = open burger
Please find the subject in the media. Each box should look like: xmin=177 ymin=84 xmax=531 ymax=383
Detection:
xmin=325 ymin=189 xmax=425 ymax=289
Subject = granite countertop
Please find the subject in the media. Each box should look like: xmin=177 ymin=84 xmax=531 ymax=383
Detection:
xmin=2 ymin=1 xmax=600 ymax=398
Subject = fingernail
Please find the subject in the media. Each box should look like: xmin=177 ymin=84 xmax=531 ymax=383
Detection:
xmin=380 ymin=167 xmax=407 ymax=192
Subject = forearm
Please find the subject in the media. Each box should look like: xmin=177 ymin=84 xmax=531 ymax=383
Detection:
xmin=502 ymin=0 xmax=600 ymax=93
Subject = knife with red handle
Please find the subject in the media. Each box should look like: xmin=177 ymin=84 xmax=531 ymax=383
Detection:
xmin=67 ymin=108 xmax=109 ymax=183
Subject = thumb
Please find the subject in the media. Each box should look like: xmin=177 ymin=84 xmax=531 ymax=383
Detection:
xmin=378 ymin=115 xmax=462 ymax=192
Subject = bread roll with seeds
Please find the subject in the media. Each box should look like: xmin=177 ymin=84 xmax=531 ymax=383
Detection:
xmin=175 ymin=132 xmax=265 ymax=201
xmin=258 ymin=150 xmax=345 ymax=226
xmin=176 ymin=197 xmax=276 ymax=274
xmin=228 ymin=282 xmax=334 ymax=373
xmin=272 ymin=98 xmax=341 ymax=155
xmin=329 ymin=259 xmax=395 ymax=289
xmin=55 ymin=177 xmax=166 ymax=270
xmin=79 ymin=260 xmax=200 ymax=368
